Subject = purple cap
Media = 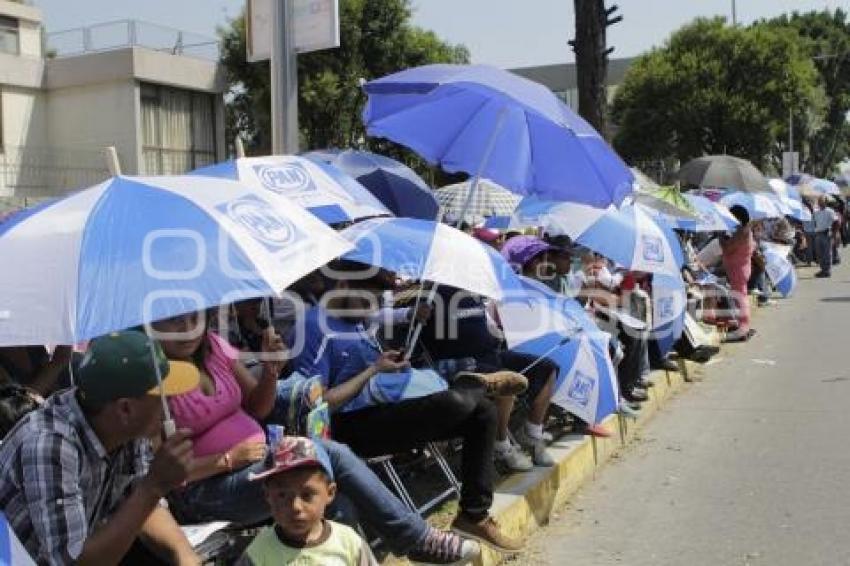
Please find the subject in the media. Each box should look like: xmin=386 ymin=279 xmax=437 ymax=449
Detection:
xmin=500 ymin=235 xmax=555 ymax=271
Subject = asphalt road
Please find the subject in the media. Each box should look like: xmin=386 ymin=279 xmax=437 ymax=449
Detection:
xmin=526 ymin=260 xmax=850 ymax=566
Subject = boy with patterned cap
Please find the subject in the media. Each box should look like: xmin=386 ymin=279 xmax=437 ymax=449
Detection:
xmin=237 ymin=436 xmax=377 ymax=566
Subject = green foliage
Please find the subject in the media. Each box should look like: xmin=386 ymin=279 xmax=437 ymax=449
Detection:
xmin=611 ymin=17 xmax=825 ymax=172
xmin=766 ymin=10 xmax=850 ymax=176
xmin=218 ymin=0 xmax=469 ymax=157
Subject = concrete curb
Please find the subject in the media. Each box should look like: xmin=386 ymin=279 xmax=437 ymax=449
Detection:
xmin=471 ymin=362 xmax=697 ymax=566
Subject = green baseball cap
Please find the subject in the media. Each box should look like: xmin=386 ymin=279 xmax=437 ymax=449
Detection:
xmin=77 ymin=330 xmax=199 ymax=406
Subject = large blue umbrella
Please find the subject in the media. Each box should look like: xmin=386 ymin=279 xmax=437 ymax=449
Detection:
xmin=362 ymin=64 xmax=634 ymax=209
xmin=304 ymin=149 xmax=440 ymax=220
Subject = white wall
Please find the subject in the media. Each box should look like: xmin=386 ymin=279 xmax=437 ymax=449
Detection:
xmin=46 ymin=80 xmax=139 ymax=174
xmin=0 ymin=86 xmax=48 ymax=196
xmin=1 ymin=85 xmax=47 ymax=148
xmin=18 ymin=18 xmax=41 ymax=58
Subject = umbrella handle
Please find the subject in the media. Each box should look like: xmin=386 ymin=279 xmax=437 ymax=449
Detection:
xmin=145 ymin=326 xmax=176 ymax=438
xmin=403 ymin=284 xmax=440 ymax=362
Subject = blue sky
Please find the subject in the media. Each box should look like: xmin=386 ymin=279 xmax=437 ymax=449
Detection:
xmin=33 ymin=0 xmax=843 ymax=68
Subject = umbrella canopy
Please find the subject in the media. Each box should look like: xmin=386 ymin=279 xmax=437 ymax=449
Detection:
xmin=362 ymin=64 xmax=634 ymax=208
xmin=339 ymin=217 xmax=522 ymax=300
xmin=768 ymin=178 xmax=801 ymax=201
xmin=678 ymin=155 xmax=770 ymax=193
xmin=674 ymin=193 xmax=739 ymax=232
xmin=303 ymin=149 xmax=440 ymax=220
xmin=631 ymin=167 xmax=661 ymax=192
xmin=0 ymin=175 xmax=352 ymax=346
xmin=651 ymin=272 xmax=687 ymax=357
xmin=798 ymin=177 xmax=840 ymax=198
xmin=498 ymin=277 xmax=618 ymax=425
xmin=436 ymin=179 xmax=521 ymax=221
xmin=762 ymin=243 xmax=797 ymax=298
xmin=511 ymin=198 xmax=685 ymax=277
xmin=721 ymin=191 xmax=784 ymax=221
xmin=771 ymin=194 xmax=811 ymax=222
xmin=191 ymin=155 xmax=392 ymax=224
xmin=482 ymin=215 xmax=511 ymax=230
xmin=630 ymin=186 xmax=699 ymax=220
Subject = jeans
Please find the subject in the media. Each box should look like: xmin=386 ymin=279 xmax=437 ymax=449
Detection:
xmin=331 ymin=382 xmax=497 ymax=519
xmin=166 ymin=439 xmax=428 ymax=554
xmin=816 ymin=232 xmax=832 ymax=274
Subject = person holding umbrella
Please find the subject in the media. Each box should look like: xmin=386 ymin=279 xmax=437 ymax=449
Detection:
xmin=0 ymin=331 xmax=201 ymax=565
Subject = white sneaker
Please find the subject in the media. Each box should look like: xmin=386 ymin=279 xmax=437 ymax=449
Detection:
xmin=513 ymin=428 xmax=555 ymax=467
xmin=494 ymin=442 xmax=533 ymax=473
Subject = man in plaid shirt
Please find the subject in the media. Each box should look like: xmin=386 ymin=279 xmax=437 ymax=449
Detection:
xmin=0 ymin=331 xmax=200 ymax=565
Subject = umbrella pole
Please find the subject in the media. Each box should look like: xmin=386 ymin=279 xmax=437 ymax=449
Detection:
xmin=404 ymin=109 xmax=509 ymax=360
xmin=516 ymin=335 xmax=573 ymax=376
xmin=144 ymin=326 xmax=176 ymax=438
xmin=455 ymin=107 xmax=509 ymax=227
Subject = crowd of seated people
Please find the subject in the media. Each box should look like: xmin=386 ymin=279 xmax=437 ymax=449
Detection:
xmin=0 ymin=203 xmax=822 ymax=565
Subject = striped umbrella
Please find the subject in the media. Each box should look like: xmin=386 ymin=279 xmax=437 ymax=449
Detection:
xmin=435 ymin=179 xmax=521 ymax=222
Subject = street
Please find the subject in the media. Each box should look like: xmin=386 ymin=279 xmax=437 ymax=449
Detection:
xmin=525 ymin=261 xmax=850 ymax=566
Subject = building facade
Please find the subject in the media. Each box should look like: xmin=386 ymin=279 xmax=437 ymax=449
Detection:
xmin=0 ymin=0 xmax=226 ymax=201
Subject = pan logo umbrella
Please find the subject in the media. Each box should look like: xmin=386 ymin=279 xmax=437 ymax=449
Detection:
xmin=254 ymin=162 xmax=318 ymax=195
xmin=641 ymin=234 xmax=665 ymax=263
xmin=193 ymin=155 xmax=391 ymax=225
xmin=223 ymin=195 xmax=304 ymax=250
xmin=566 ymin=369 xmax=595 ymax=408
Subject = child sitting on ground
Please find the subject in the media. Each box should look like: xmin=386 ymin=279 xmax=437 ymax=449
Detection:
xmin=237 ymin=436 xmax=377 ymax=566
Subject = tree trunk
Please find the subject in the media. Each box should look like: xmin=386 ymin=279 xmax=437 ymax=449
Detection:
xmin=573 ymin=0 xmax=609 ymax=138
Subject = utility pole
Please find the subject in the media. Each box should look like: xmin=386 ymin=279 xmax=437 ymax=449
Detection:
xmin=731 ymin=0 xmax=737 ymax=26
xmin=569 ymin=1 xmax=622 ymax=139
xmin=271 ymin=0 xmax=299 ymax=154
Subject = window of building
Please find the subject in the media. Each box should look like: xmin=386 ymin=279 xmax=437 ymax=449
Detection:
xmin=0 ymin=16 xmax=19 ymax=56
xmin=141 ymin=84 xmax=217 ymax=175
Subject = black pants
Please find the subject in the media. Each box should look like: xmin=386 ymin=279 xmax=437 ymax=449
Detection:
xmin=332 ymin=382 xmax=497 ymax=519
xmin=617 ymin=327 xmax=646 ymax=394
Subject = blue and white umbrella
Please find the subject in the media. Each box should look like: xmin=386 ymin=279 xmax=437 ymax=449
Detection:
xmin=762 ymin=243 xmax=797 ymax=298
xmin=363 ymin=64 xmax=634 ymax=208
xmin=720 ymin=191 xmax=784 ymax=221
xmin=0 ymin=175 xmax=352 ymax=346
xmin=499 ymin=278 xmax=618 ymax=425
xmin=675 ymin=194 xmax=739 ymax=232
xmin=192 ymin=155 xmax=392 ymax=224
xmin=340 ymin=217 xmax=522 ymax=300
xmin=651 ymin=272 xmax=687 ymax=357
xmin=483 ymin=215 xmax=512 ymax=230
xmin=304 ymin=149 xmax=440 ymax=220
xmin=768 ymin=178 xmax=801 ymax=201
xmin=0 ymin=512 xmax=35 ymax=565
xmin=773 ymin=194 xmax=811 ymax=222
xmin=799 ymin=177 xmax=840 ymax=197
xmin=511 ymin=198 xmax=684 ymax=277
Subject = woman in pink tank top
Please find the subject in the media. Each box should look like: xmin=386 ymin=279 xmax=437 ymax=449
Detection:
xmin=151 ymin=310 xmax=286 ymax=525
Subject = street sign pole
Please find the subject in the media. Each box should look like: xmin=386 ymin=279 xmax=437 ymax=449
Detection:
xmin=271 ymin=0 xmax=299 ymax=154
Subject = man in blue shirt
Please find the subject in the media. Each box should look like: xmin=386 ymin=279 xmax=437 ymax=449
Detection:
xmin=290 ymin=261 xmax=526 ymax=553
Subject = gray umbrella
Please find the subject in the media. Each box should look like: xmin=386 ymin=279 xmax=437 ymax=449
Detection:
xmin=677 ymin=155 xmax=770 ymax=193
